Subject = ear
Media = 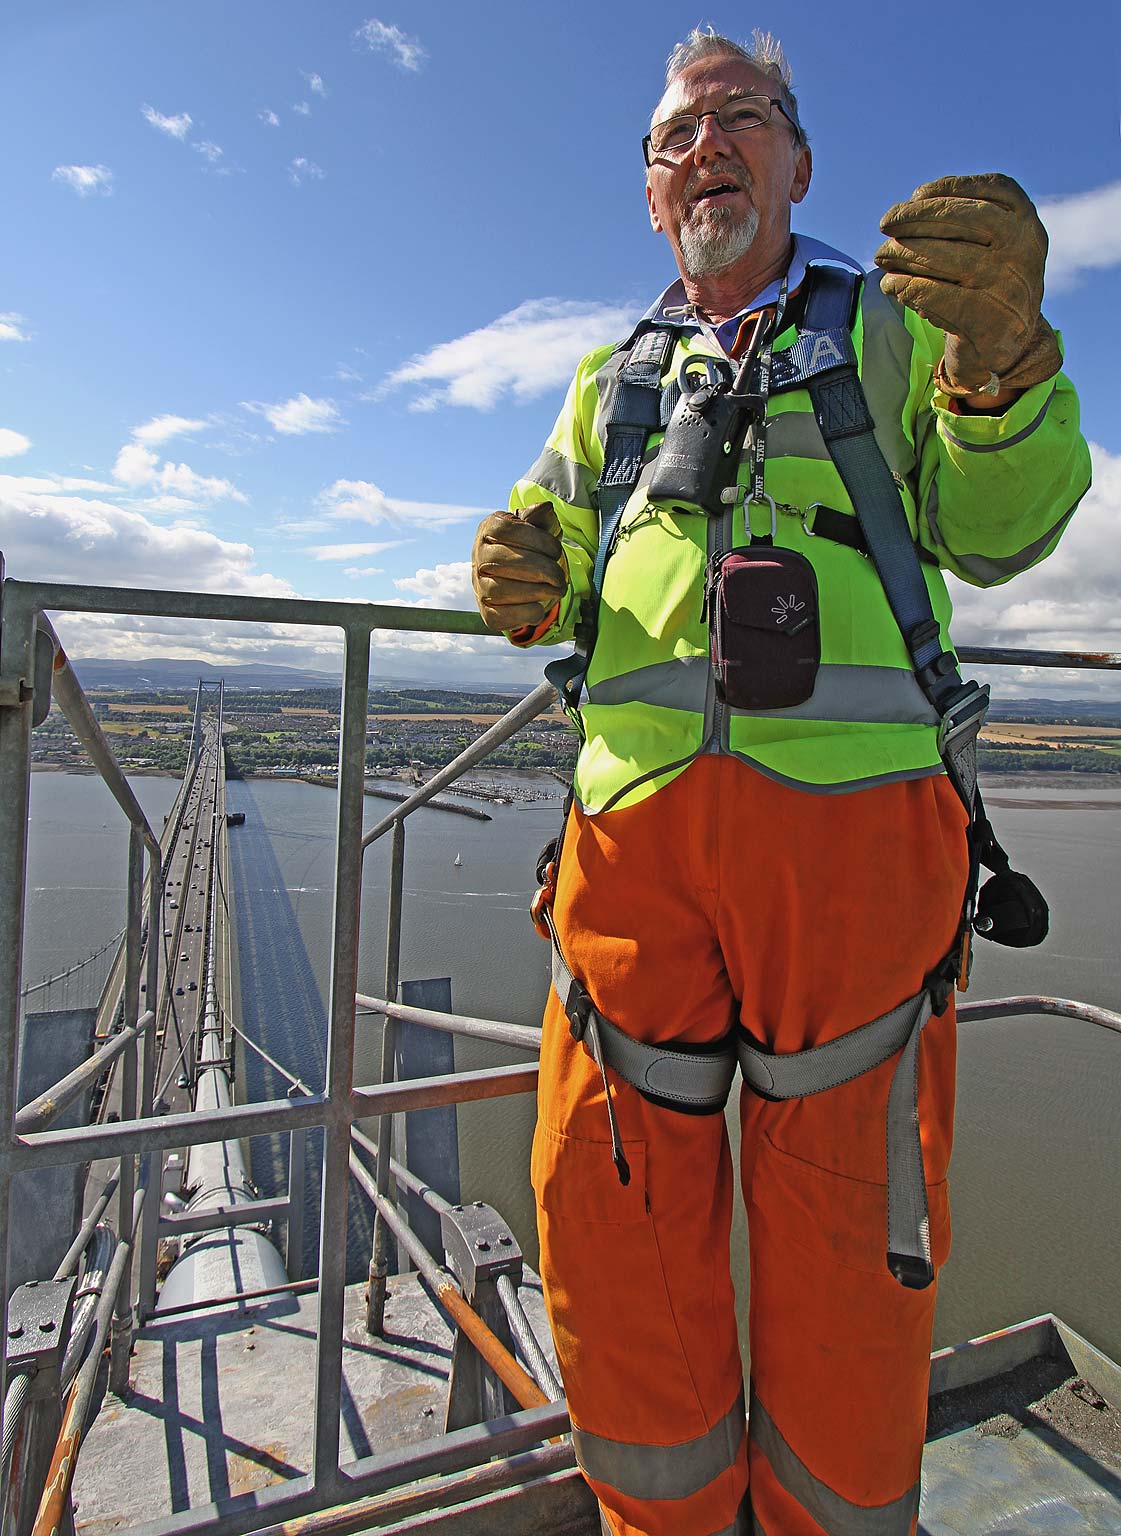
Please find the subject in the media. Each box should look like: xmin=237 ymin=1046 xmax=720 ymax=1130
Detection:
xmin=646 ymin=176 xmax=663 ymax=234
xmin=790 ymin=144 xmax=812 ymax=206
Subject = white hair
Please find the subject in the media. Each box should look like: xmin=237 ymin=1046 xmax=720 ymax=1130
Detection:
xmin=659 ymin=26 xmax=807 ymax=146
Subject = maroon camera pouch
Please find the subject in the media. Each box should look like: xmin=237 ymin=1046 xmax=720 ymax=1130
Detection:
xmin=709 ymin=547 xmax=820 ymax=709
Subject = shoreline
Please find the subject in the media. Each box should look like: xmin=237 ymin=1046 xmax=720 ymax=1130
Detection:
xmin=31 ymin=762 xmax=1121 ymax=793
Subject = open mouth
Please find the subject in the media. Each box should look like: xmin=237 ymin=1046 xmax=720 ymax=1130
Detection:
xmin=689 ymin=180 xmax=743 ymax=211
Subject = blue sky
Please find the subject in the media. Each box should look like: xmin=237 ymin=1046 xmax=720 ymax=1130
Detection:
xmin=2 ymin=0 xmax=1119 ymax=692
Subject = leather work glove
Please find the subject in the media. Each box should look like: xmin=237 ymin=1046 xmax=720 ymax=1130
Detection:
xmin=471 ymin=501 xmax=567 ymax=633
xmin=875 ymin=173 xmax=1062 ymax=394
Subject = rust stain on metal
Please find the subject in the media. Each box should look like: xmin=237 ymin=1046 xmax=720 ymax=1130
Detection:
xmin=434 ymin=1278 xmax=548 ymax=1411
xmin=31 ymin=1416 xmax=80 ymax=1536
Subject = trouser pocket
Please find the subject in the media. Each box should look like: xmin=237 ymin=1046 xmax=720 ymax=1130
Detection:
xmin=531 ymin=1122 xmax=710 ymax=1439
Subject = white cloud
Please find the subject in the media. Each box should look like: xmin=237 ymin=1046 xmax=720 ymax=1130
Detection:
xmin=1040 ymin=182 xmax=1121 ymax=290
xmin=141 ymin=104 xmax=193 ymax=140
xmin=132 ymin=415 xmax=207 ymax=446
xmin=354 ymin=19 xmax=426 ymax=71
xmin=317 ymin=479 xmax=486 ymax=530
xmin=307 ymin=540 xmax=405 ymax=561
xmin=0 ymin=429 xmax=31 ymax=458
xmin=259 ymin=108 xmax=280 ymax=127
xmin=304 ymin=72 xmax=327 ymax=97
xmin=344 ymin=565 xmax=384 ymax=579
xmin=52 ymin=164 xmax=114 ymax=197
xmin=0 ymin=313 xmax=29 ymax=343
xmin=143 ymin=494 xmax=204 ymax=515
xmin=288 ymin=156 xmax=324 ymax=185
xmin=947 ymin=442 xmax=1121 ymax=698
xmin=112 ymin=443 xmax=159 ymax=487
xmin=246 ymin=393 xmax=340 ymax=435
xmin=334 ymin=363 xmax=364 ymax=383
xmin=111 ymin=441 xmax=246 ymax=506
xmin=0 ymin=474 xmax=517 ymax=680
xmin=1 ymin=473 xmax=119 ymax=495
xmin=394 ymin=561 xmax=474 ymax=607
xmin=386 ymin=298 xmax=640 ymax=411
xmin=0 ymin=481 xmax=277 ymax=594
xmin=193 ymin=140 xmax=224 ymax=165
xmin=292 ymin=101 xmax=312 ymax=117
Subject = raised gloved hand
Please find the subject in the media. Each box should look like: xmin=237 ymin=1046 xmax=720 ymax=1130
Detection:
xmin=471 ymin=501 xmax=567 ymax=632
xmin=875 ymin=173 xmax=1062 ymax=394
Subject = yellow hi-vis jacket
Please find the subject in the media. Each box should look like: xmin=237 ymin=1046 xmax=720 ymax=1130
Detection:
xmin=508 ymin=267 xmax=1091 ymax=815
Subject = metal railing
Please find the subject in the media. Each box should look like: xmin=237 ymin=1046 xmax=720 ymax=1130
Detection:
xmin=2 ymin=557 xmax=1120 ymax=1535
xmin=0 ymin=567 xmax=568 ymax=1536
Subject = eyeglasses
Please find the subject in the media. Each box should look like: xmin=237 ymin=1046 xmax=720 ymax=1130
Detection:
xmin=643 ymin=95 xmax=798 ymax=167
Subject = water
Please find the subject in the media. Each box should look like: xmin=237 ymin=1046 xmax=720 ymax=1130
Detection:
xmin=21 ymin=769 xmax=1121 ymax=1362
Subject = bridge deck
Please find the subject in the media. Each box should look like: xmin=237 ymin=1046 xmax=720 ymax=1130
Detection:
xmin=72 ymin=1270 xmax=564 ymax=1534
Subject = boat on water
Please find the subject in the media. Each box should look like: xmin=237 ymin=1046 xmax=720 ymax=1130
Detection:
xmin=454 ymin=852 xmax=462 ymax=867
xmin=2 ymin=566 xmax=1121 ymax=1535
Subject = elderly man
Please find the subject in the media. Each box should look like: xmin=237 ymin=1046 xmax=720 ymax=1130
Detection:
xmin=471 ymin=27 xmax=1089 ymax=1536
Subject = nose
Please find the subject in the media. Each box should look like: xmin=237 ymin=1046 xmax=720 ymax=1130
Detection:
xmin=692 ymin=108 xmax=733 ymax=163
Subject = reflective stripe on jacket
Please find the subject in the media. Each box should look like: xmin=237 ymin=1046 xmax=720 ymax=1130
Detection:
xmin=510 ymin=266 xmax=1090 ymax=814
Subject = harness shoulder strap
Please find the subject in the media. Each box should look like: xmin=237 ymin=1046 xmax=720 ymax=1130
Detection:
xmin=545 ymin=322 xmax=677 ymax=711
xmin=799 ymin=268 xmax=990 ymax=806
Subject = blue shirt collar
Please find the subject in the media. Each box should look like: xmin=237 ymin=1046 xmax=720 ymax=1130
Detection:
xmin=641 ymin=233 xmax=865 ymax=351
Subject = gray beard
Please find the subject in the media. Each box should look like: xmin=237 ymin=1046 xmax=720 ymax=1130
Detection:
xmin=679 ymin=203 xmax=760 ymax=278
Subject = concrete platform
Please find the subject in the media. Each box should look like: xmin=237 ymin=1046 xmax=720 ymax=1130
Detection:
xmin=73 ymin=1270 xmax=568 ymax=1533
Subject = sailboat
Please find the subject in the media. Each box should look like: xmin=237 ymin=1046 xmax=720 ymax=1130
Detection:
xmin=454 ymin=852 xmax=462 ymax=867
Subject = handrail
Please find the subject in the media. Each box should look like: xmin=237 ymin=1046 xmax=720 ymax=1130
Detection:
xmin=957 ymin=645 xmax=1121 ymax=670
xmin=958 ymin=994 xmax=1121 ymax=1034
xmin=356 ymin=994 xmax=542 ymax=1054
xmin=14 ymin=1009 xmax=156 ymax=1134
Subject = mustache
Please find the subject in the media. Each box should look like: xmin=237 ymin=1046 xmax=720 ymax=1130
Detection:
xmin=683 ymin=166 xmax=752 ymax=209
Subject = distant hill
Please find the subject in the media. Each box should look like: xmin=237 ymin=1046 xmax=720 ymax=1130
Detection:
xmin=71 ymin=657 xmax=343 ymax=690
xmin=986 ymin=697 xmax=1121 ymax=723
xmin=69 ymin=656 xmax=527 ymax=693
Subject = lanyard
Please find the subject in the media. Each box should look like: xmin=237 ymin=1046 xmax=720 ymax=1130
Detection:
xmin=746 ymin=276 xmax=787 ymax=518
xmin=685 ymin=277 xmax=789 ymax=525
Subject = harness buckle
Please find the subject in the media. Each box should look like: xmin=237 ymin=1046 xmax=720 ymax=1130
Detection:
xmin=565 ymin=980 xmax=593 ymax=1042
xmin=937 ymin=680 xmax=990 ymax=758
xmin=924 ymin=954 xmax=959 ymax=1016
xmin=887 ymin=1252 xmax=935 ymax=1290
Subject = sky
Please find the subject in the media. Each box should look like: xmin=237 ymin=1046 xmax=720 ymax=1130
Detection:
xmin=2 ymin=0 xmax=1119 ymax=695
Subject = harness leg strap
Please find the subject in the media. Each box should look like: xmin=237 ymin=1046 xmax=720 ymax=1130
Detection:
xmin=545 ymin=912 xmax=738 ymax=1115
xmin=736 ymin=990 xmax=936 ymax=1289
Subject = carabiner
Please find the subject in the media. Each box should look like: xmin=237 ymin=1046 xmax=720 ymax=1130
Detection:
xmin=747 ymin=493 xmax=778 ymax=545
xmin=678 ymin=354 xmax=733 ymax=406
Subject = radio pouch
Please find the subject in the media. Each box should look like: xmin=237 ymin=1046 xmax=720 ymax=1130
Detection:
xmin=969 ymin=802 xmax=1049 ymax=948
xmin=705 ymin=543 xmax=820 ymax=710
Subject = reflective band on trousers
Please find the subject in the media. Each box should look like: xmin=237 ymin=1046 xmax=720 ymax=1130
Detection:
xmin=737 ymin=989 xmax=936 ymax=1283
xmin=749 ymin=1389 xmax=920 ymax=1535
xmin=575 ymin=1388 xmax=746 ymax=1502
xmin=587 ymin=659 xmax=938 ymax=726
xmin=601 ymin=1499 xmax=753 ymax=1536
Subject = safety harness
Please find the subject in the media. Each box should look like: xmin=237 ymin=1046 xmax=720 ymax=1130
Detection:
xmin=537 ymin=264 xmax=1045 ymax=1290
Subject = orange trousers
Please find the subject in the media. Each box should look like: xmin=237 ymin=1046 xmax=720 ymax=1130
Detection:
xmin=531 ymin=757 xmax=969 ymax=1536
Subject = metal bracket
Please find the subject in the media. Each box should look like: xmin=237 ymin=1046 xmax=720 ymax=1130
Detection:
xmin=0 ymin=675 xmax=32 ymax=711
xmin=5 ymin=1276 xmax=77 ymax=1375
xmin=439 ymin=1202 xmax=523 ymax=1300
xmin=441 ymin=1204 xmax=523 ymax=1433
xmin=0 ymin=632 xmax=59 ymax=724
